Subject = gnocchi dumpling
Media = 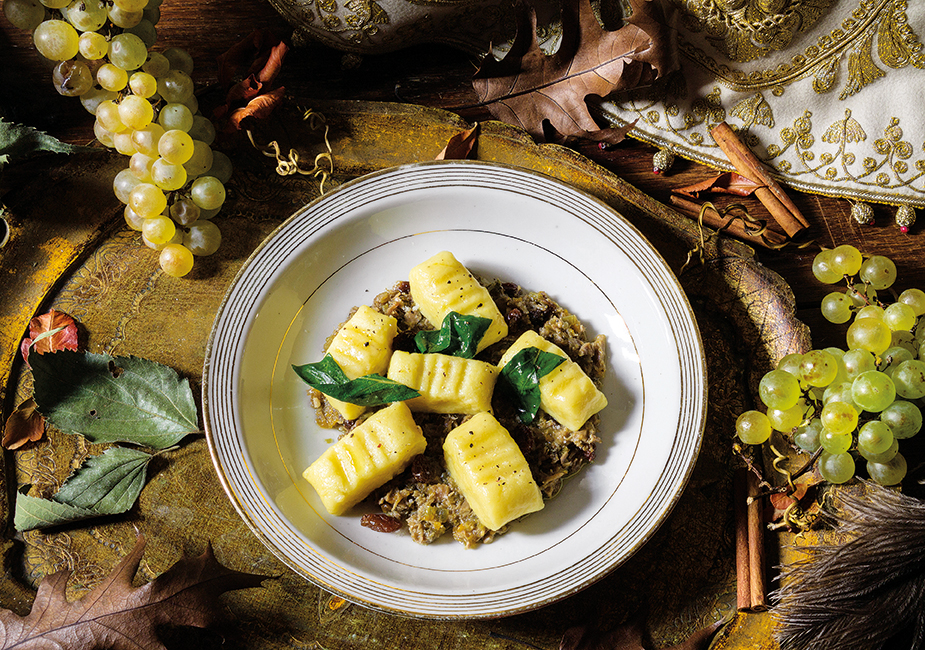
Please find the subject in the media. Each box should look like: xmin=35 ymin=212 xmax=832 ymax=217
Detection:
xmin=324 ymin=305 xmax=398 ymax=421
xmin=303 ymin=401 xmax=426 ymax=516
xmin=409 ymin=251 xmax=508 ymax=352
xmin=498 ymin=330 xmax=607 ymax=431
xmin=387 ymin=350 xmax=498 ymax=414
xmin=443 ymin=412 xmax=544 ymax=531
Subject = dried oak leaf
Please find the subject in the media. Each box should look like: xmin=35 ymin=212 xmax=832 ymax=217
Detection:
xmin=19 ymin=309 xmax=78 ymax=364
xmin=472 ymin=0 xmax=678 ymax=144
xmin=2 ymin=397 xmax=44 ymax=450
xmin=436 ymin=124 xmax=480 ymax=160
xmin=0 ymin=534 xmax=266 ymax=650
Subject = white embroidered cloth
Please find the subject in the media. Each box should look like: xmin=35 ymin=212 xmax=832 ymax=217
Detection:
xmin=596 ymin=0 xmax=925 ymax=208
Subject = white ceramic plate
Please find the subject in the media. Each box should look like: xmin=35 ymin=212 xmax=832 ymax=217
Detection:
xmin=203 ymin=160 xmax=706 ymax=619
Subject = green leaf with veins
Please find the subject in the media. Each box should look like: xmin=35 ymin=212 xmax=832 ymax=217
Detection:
xmin=499 ymin=346 xmax=566 ymax=423
xmin=30 ymin=350 xmax=199 ymax=449
xmin=414 ymin=311 xmax=492 ymax=358
xmin=292 ymin=354 xmax=420 ymax=406
xmin=14 ymin=447 xmax=155 ymax=531
xmin=0 ymin=118 xmax=96 ymax=169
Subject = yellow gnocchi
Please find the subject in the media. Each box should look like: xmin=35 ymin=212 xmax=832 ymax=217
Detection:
xmin=387 ymin=350 xmax=498 ymax=414
xmin=498 ymin=330 xmax=607 ymax=431
xmin=303 ymin=401 xmax=426 ymax=516
xmin=409 ymin=251 xmax=508 ymax=352
xmin=443 ymin=412 xmax=544 ymax=531
xmin=324 ymin=304 xmax=398 ymax=421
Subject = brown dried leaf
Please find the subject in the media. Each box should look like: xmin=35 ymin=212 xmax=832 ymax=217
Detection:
xmin=20 ymin=308 xmax=78 ymax=363
xmin=436 ymin=124 xmax=479 ymax=160
xmin=216 ymin=28 xmax=283 ymax=86
xmin=0 ymin=534 xmax=266 ymax=650
xmin=228 ymin=86 xmax=287 ymax=131
xmin=2 ymin=397 xmax=44 ymax=450
xmin=559 ymin=616 xmax=725 ymax=650
xmin=672 ymin=171 xmax=763 ymax=199
xmin=472 ymin=0 xmax=678 ymax=143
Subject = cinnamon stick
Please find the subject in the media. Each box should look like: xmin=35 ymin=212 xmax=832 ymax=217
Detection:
xmin=734 ymin=467 xmax=768 ymax=612
xmin=734 ymin=467 xmax=751 ymax=611
xmin=746 ymin=469 xmax=768 ymax=611
xmin=710 ymin=122 xmax=809 ymax=238
xmin=669 ymin=195 xmax=787 ymax=248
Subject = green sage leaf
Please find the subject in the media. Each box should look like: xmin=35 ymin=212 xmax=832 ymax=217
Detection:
xmin=499 ymin=346 xmax=566 ymax=423
xmin=54 ymin=446 xmax=153 ymax=514
xmin=30 ymin=350 xmax=199 ymax=449
xmin=14 ymin=494 xmax=98 ymax=532
xmin=292 ymin=354 xmax=420 ymax=406
xmin=0 ymin=118 xmax=96 ymax=169
xmin=414 ymin=311 xmax=492 ymax=358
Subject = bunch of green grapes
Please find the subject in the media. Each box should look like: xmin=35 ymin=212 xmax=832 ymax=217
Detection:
xmin=735 ymin=244 xmax=924 ymax=486
xmin=2 ymin=0 xmax=229 ymax=277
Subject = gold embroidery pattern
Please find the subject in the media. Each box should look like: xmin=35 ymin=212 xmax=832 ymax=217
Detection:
xmin=675 ymin=0 xmax=924 ymax=99
xmin=764 ymin=110 xmax=925 ymax=196
xmin=289 ymin=0 xmax=390 ymax=47
xmin=676 ymin=0 xmax=833 ymax=63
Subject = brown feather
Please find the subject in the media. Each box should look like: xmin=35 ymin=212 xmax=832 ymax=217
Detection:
xmin=773 ymin=481 xmax=925 ymax=650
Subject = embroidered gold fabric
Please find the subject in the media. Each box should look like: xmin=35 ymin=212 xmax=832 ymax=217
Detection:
xmin=597 ymin=0 xmax=925 ymax=208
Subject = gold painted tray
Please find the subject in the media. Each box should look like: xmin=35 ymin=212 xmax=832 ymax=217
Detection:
xmin=0 ymin=100 xmax=808 ymax=649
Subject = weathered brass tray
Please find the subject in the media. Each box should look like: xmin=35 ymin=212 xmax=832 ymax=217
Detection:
xmin=0 ymin=100 xmax=808 ymax=648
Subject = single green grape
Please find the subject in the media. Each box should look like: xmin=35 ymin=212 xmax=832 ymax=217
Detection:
xmin=758 ymin=369 xmax=802 ymax=410
xmin=52 ymin=60 xmax=93 ymax=97
xmin=812 ymin=249 xmax=842 ymax=284
xmin=112 ymin=131 xmax=138 ymax=156
xmin=169 ymin=197 xmax=201 ymax=226
xmin=128 ymin=71 xmax=158 ymax=98
xmin=64 ymin=0 xmax=107 ymax=31
xmin=158 ymin=129 xmax=194 ymax=165
xmin=890 ymin=330 xmax=917 ymax=356
xmin=118 ymin=94 xmax=154 ymax=131
xmin=142 ymin=51 xmax=171 ymax=77
xmin=800 ymin=349 xmax=839 ymax=387
xmin=892 ymin=359 xmax=925 ymax=399
xmin=776 ymin=353 xmax=804 ymax=378
xmin=151 ymin=158 xmax=187 ymax=191
xmin=852 ymin=370 xmax=897 ymax=412
xmin=183 ymin=220 xmax=221 ymax=256
xmin=860 ymin=255 xmax=897 ymax=291
xmin=129 ymin=152 xmax=155 ymax=182
xmin=163 ymin=46 xmax=194 ymax=74
xmin=78 ymin=31 xmax=108 ymax=60
xmin=880 ymin=346 xmax=915 ymax=378
xmin=159 ymin=243 xmax=195 ymax=277
xmin=880 ymin=400 xmax=922 ymax=439
xmin=830 ymin=244 xmax=863 ymax=276
xmin=182 ymin=140 xmax=213 ymax=178
xmin=857 ymin=420 xmax=894 ymax=456
xmin=33 ymin=19 xmax=80 ymax=61
xmin=126 ymin=18 xmax=156 ymax=48
xmin=188 ymin=115 xmax=216 ymax=145
xmin=109 ymin=32 xmax=148 ymax=70
xmin=113 ymin=168 xmax=142 ymax=203
xmin=108 ymin=4 xmax=142 ymax=28
xmin=189 ymin=175 xmax=226 ymax=210
xmin=819 ymin=428 xmax=853 ymax=454
xmin=735 ymin=410 xmax=772 ymax=444
xmin=843 ymin=348 xmax=876 ymax=380
xmin=206 ymin=150 xmax=233 ymax=184
xmin=883 ymin=302 xmax=917 ymax=332
xmin=157 ymin=69 xmax=194 ymax=103
xmin=855 ymin=305 xmax=885 ymax=320
xmin=129 ymin=183 xmax=167 ymax=218
xmin=867 ymin=452 xmax=907 ymax=486
xmin=158 ymin=102 xmax=194 ymax=132
xmin=141 ymin=214 xmax=176 ymax=245
xmin=820 ymin=400 xmax=859 ymax=435
xmin=846 ymin=317 xmax=892 ymax=355
xmin=3 ymin=0 xmax=46 ymax=30
xmin=899 ymin=288 xmax=925 ymax=316
xmin=793 ymin=419 xmax=823 ymax=452
xmin=131 ymin=123 xmax=165 ymax=158
xmin=123 ymin=205 xmax=145 ymax=231
xmin=819 ymin=452 xmax=855 ymax=484
xmin=821 ymin=291 xmax=852 ymax=324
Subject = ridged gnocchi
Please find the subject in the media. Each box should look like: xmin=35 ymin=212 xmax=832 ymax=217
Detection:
xmin=409 ymin=251 xmax=508 ymax=352
xmin=387 ymin=350 xmax=498 ymax=414
xmin=324 ymin=305 xmax=398 ymax=421
xmin=303 ymin=401 xmax=426 ymax=516
xmin=498 ymin=329 xmax=608 ymax=431
xmin=443 ymin=412 xmax=544 ymax=531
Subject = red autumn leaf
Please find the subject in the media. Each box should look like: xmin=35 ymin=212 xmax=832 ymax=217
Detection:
xmin=0 ymin=534 xmax=266 ymax=650
xmin=228 ymin=86 xmax=287 ymax=131
xmin=472 ymin=0 xmax=678 ymax=144
xmin=20 ymin=309 xmax=78 ymax=363
xmin=436 ymin=124 xmax=480 ymax=160
xmin=672 ymin=172 xmax=763 ymax=199
xmin=2 ymin=397 xmax=44 ymax=450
